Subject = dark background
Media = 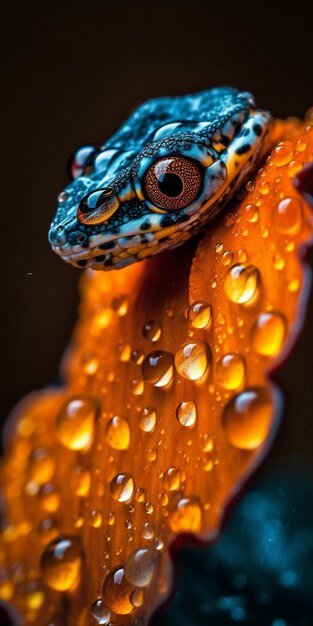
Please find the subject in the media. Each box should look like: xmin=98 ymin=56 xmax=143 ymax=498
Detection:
xmin=1 ymin=2 xmax=313 ymax=624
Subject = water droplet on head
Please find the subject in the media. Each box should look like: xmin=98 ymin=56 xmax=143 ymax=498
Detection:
xmin=124 ymin=547 xmax=160 ymax=587
xmin=222 ymin=387 xmax=273 ymax=449
xmin=216 ymin=353 xmax=246 ymax=390
xmin=187 ymin=301 xmax=212 ymax=329
xmin=40 ymin=535 xmax=83 ymax=591
xmin=224 ymin=264 xmax=259 ymax=304
xmin=39 ymin=483 xmax=60 ymax=513
xmin=56 ymin=397 xmax=99 ymax=451
xmin=106 ymin=416 xmax=130 ymax=450
xmin=142 ymin=320 xmax=162 ymax=342
xmin=102 ymin=566 xmax=134 ymax=615
xmin=142 ymin=350 xmax=174 ymax=387
xmin=175 ymin=340 xmax=211 ymax=380
xmin=176 ymin=401 xmax=197 ymax=427
xmin=168 ymin=496 xmax=203 ymax=532
xmin=272 ymin=197 xmax=303 ymax=235
xmin=28 ymin=448 xmax=55 ymax=484
xmin=110 ymin=473 xmax=134 ymax=503
xmin=251 ymin=311 xmax=286 ymax=356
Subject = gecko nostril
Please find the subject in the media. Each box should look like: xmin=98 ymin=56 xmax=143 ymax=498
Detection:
xmin=48 ymin=225 xmax=68 ymax=247
xmin=68 ymin=231 xmax=88 ymax=246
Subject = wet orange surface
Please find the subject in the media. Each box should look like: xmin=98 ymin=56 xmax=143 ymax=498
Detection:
xmin=0 ymin=120 xmax=312 ymax=626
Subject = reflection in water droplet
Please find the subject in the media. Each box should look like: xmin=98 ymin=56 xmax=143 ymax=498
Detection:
xmin=163 ymin=467 xmax=182 ymax=491
xmin=102 ymin=566 xmax=134 ymax=615
xmin=272 ymin=197 xmax=303 ymax=235
xmin=142 ymin=351 xmax=174 ymax=387
xmin=90 ymin=598 xmax=111 ymax=624
xmin=251 ymin=312 xmax=286 ymax=356
xmin=176 ymin=401 xmax=197 ymax=427
xmin=175 ymin=340 xmax=211 ymax=380
xmin=124 ymin=547 xmax=160 ymax=587
xmin=216 ymin=353 xmax=246 ymax=390
xmin=224 ymin=264 xmax=259 ymax=304
xmin=56 ymin=397 xmax=99 ymax=450
xmin=187 ymin=301 xmax=212 ymax=329
xmin=110 ymin=473 xmax=134 ymax=502
xmin=142 ymin=320 xmax=162 ymax=342
xmin=222 ymin=387 xmax=273 ymax=449
xmin=41 ymin=535 xmax=83 ymax=591
xmin=139 ymin=407 xmax=157 ymax=432
xmin=168 ymin=496 xmax=203 ymax=532
xmin=106 ymin=416 xmax=130 ymax=450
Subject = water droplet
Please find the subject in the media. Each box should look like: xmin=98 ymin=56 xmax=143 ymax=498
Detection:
xmin=102 ymin=566 xmax=134 ymax=615
xmin=142 ymin=522 xmax=155 ymax=539
xmin=142 ymin=350 xmax=174 ymax=387
xmin=271 ymin=140 xmax=294 ymax=166
xmin=135 ymin=488 xmax=145 ymax=503
xmin=139 ymin=407 xmax=157 ymax=433
xmin=142 ymin=320 xmax=162 ymax=342
xmin=117 ymin=341 xmax=131 ymax=362
xmin=39 ymin=483 xmax=60 ymax=513
xmin=130 ymin=377 xmax=144 ymax=395
xmin=222 ymin=251 xmax=234 ymax=266
xmin=272 ymin=197 xmax=303 ymax=235
xmin=124 ymin=547 xmax=160 ymax=587
xmin=110 ymin=473 xmax=134 ymax=503
xmin=187 ymin=301 xmax=212 ymax=329
xmin=259 ymin=181 xmax=270 ymax=195
xmin=216 ymin=353 xmax=245 ymax=390
xmin=176 ymin=401 xmax=197 ymax=427
xmin=91 ymin=598 xmax=111 ymax=624
xmin=106 ymin=416 xmax=130 ymax=450
xmin=146 ymin=448 xmax=157 ymax=461
xmin=74 ymin=466 xmax=91 ymax=497
xmin=296 ymin=138 xmax=307 ymax=152
xmin=168 ymin=496 xmax=202 ymax=532
xmin=41 ymin=535 xmax=83 ymax=591
xmin=175 ymin=340 xmax=211 ymax=380
xmin=82 ymin=353 xmax=99 ymax=375
xmin=224 ymin=264 xmax=259 ymax=304
xmin=245 ymin=204 xmax=259 ymax=223
xmin=131 ymin=349 xmax=144 ymax=364
xmin=112 ymin=295 xmax=129 ymax=316
xmin=107 ymin=512 xmax=115 ymax=526
xmin=56 ymin=397 xmax=99 ymax=450
xmin=28 ymin=448 xmax=55 ymax=484
xmin=251 ymin=312 xmax=286 ymax=356
xmin=222 ymin=387 xmax=273 ymax=449
xmin=88 ymin=510 xmax=102 ymax=528
xmin=130 ymin=588 xmax=144 ymax=607
xmin=163 ymin=467 xmax=182 ymax=491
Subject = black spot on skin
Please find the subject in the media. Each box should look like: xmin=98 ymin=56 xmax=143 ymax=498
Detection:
xmin=140 ymin=236 xmax=148 ymax=244
xmin=111 ymin=228 xmax=120 ymax=235
xmin=96 ymin=255 xmax=105 ymax=262
xmin=105 ymin=258 xmax=113 ymax=267
xmin=140 ymin=219 xmax=151 ymax=231
xmin=160 ymin=215 xmax=177 ymax=228
xmin=77 ymin=259 xmax=87 ymax=267
xmin=241 ymin=128 xmax=250 ymax=137
xmin=234 ymin=160 xmax=239 ymax=168
xmin=221 ymin=135 xmax=230 ymax=146
xmin=159 ymin=236 xmax=168 ymax=243
xmin=235 ymin=143 xmax=251 ymax=156
xmin=100 ymin=241 xmax=116 ymax=250
xmin=253 ymin=123 xmax=262 ymax=136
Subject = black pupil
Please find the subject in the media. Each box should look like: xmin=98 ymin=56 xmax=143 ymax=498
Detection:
xmin=158 ymin=173 xmax=183 ymax=197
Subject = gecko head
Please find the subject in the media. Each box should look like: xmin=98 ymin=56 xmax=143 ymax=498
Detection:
xmin=48 ymin=88 xmax=271 ymax=270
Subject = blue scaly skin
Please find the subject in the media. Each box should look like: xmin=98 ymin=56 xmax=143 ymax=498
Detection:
xmin=48 ymin=87 xmax=271 ymax=270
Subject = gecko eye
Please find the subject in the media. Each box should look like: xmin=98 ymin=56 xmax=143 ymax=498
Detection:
xmin=144 ymin=156 xmax=203 ymax=210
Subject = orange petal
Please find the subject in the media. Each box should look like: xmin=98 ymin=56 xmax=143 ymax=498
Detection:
xmin=0 ymin=121 xmax=312 ymax=626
